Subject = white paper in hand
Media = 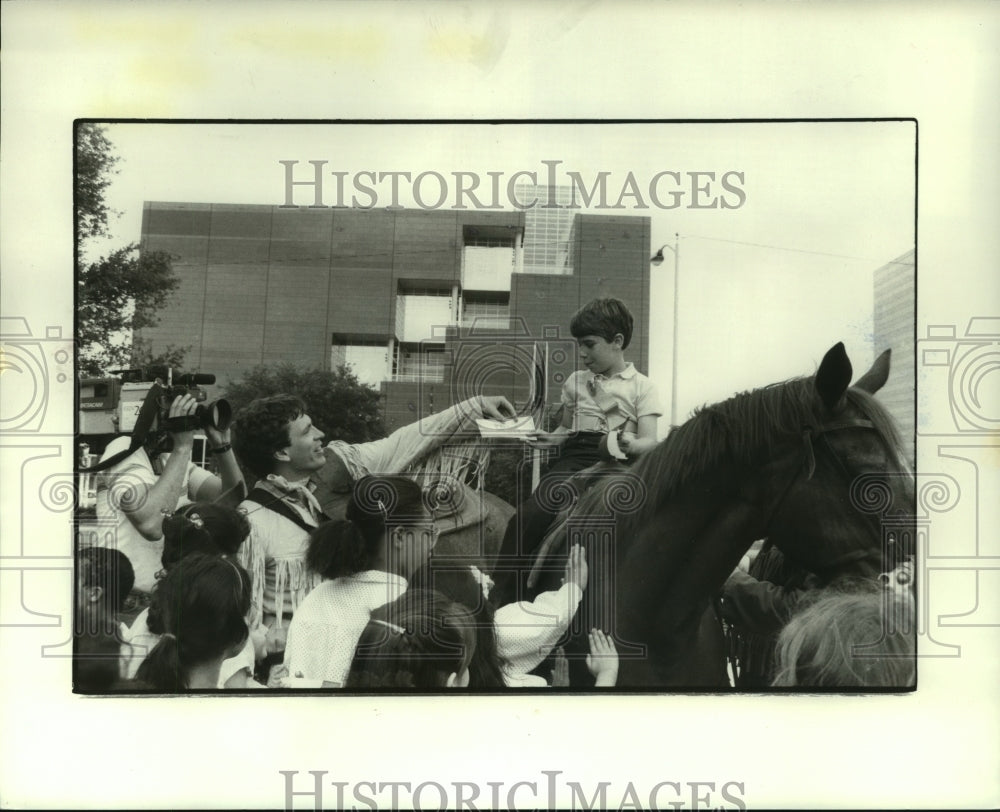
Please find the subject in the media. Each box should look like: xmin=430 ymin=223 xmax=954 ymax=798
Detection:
xmin=475 ymin=416 xmax=536 ymax=438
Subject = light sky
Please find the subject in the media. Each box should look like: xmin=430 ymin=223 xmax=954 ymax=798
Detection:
xmin=96 ymin=121 xmax=915 ymax=425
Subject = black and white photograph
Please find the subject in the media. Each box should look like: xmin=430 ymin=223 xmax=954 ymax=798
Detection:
xmin=1 ymin=2 xmax=998 ymax=810
xmin=71 ymin=120 xmax=917 ymax=696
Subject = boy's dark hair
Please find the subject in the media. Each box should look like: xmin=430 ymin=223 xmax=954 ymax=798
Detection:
xmin=231 ymin=394 xmax=306 ymax=479
xmin=569 ymin=297 xmax=634 ymax=349
xmin=77 ymin=547 xmax=135 ymax=614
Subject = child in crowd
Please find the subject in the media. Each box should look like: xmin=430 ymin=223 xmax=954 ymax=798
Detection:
xmin=346 ymin=588 xmax=476 ymax=689
xmin=415 ymin=545 xmax=590 ymax=687
xmin=73 ymin=547 xmax=135 ymax=693
xmin=494 ymin=297 xmax=662 ymax=602
xmin=76 ymin=547 xmax=135 ymax=623
xmin=120 ymin=502 xmax=264 ymax=688
xmin=134 ymin=552 xmax=252 ymax=691
xmin=281 ymin=475 xmax=438 ymax=687
xmin=771 ymin=574 xmax=915 ymax=688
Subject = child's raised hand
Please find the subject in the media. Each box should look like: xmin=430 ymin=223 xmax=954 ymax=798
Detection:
xmin=586 ymin=629 xmax=619 ymax=687
xmin=551 ymin=647 xmax=570 ymax=687
xmin=562 ymin=544 xmax=588 ymax=592
xmin=266 ymin=663 xmax=290 ymax=689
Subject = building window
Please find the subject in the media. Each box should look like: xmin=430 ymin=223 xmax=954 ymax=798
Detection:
xmin=462 ymin=292 xmax=511 ymax=330
xmin=393 ymin=342 xmax=445 ymax=383
xmin=331 ymin=340 xmax=388 ymax=388
xmin=515 ymin=184 xmax=576 ymax=276
xmin=396 ymin=290 xmax=455 ymax=343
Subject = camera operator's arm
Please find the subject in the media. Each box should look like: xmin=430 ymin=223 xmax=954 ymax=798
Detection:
xmin=122 ymin=395 xmax=200 ymax=541
xmin=193 ymin=424 xmax=246 ymax=503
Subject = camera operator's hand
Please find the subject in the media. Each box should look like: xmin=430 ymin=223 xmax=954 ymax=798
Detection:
xmin=205 ymin=424 xmax=231 ymax=448
xmin=167 ymin=394 xmax=199 ymax=449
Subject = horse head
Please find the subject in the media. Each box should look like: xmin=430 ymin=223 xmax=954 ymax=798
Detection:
xmin=563 ymin=342 xmax=914 ymax=687
xmin=764 ymin=342 xmax=914 ymax=581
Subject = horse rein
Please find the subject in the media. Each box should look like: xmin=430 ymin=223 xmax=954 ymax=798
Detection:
xmin=762 ymin=415 xmax=909 ymax=572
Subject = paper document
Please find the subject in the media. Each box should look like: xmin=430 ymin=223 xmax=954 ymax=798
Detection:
xmin=476 ymin=416 xmax=537 ymax=438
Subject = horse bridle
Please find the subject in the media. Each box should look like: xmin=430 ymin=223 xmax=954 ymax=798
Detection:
xmin=763 ymin=415 xmax=906 ymax=572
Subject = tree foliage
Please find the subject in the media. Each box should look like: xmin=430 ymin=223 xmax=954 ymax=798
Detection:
xmin=75 ymin=123 xmax=121 ymax=240
xmin=77 ymin=246 xmax=183 ymax=375
xmin=222 ymin=363 xmax=386 ymax=445
xmin=75 ymin=123 xmax=185 ymax=376
xmin=130 ymin=337 xmax=192 ymax=376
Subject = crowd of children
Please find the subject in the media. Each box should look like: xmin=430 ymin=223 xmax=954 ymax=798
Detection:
xmin=77 ymin=297 xmax=913 ymax=692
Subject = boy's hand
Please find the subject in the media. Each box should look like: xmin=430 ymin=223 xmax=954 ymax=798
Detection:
xmin=525 ymin=430 xmax=569 ymax=449
xmin=586 ymin=629 xmax=619 ymax=687
xmin=617 ymin=431 xmax=637 ymax=455
xmin=616 ymin=432 xmax=658 ymax=457
xmin=562 ymin=544 xmax=588 ymax=592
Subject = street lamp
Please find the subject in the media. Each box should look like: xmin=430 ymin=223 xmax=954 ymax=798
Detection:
xmin=650 ymin=233 xmax=680 ymax=425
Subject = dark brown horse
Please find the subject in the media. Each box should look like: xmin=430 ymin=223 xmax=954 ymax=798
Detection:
xmin=539 ymin=342 xmax=915 ymax=688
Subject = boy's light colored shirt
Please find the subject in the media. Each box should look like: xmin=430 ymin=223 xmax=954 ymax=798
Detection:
xmin=561 ymin=362 xmax=662 ymax=433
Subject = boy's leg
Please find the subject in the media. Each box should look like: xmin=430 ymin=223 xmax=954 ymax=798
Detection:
xmin=492 ymin=490 xmax=558 ymax=604
xmin=491 ymin=438 xmax=604 ymax=604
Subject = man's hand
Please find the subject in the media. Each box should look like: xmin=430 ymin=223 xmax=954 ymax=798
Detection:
xmin=205 ymin=424 xmax=231 ymax=449
xmin=265 ymin=623 xmax=288 ymax=655
xmin=167 ymin=394 xmax=199 ymax=449
xmin=479 ymin=395 xmax=516 ymax=420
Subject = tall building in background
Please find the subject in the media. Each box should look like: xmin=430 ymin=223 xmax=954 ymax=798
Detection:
xmin=137 ymin=202 xmax=651 ymax=431
xmin=873 ymin=248 xmax=915 ymax=462
xmin=514 ymin=184 xmax=579 ymax=276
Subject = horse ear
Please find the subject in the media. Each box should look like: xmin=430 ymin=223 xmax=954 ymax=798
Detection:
xmin=815 ymin=342 xmax=853 ymax=412
xmin=853 ymin=348 xmax=891 ymax=394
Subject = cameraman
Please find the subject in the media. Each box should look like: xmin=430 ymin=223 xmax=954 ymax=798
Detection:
xmin=95 ymin=393 xmax=245 ymax=596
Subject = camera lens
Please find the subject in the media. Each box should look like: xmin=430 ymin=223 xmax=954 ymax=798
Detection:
xmin=197 ymin=399 xmax=232 ymax=432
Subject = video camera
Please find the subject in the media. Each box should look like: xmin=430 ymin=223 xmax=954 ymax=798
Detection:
xmin=78 ymin=368 xmax=232 ymax=475
xmin=79 ymin=367 xmax=231 ymax=438
xmin=143 ymin=370 xmax=232 ymax=434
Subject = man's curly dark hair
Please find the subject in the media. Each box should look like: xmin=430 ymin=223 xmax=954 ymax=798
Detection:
xmin=231 ymin=394 xmax=306 ymax=479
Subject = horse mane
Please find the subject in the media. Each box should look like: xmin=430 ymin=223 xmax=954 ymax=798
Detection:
xmin=581 ymin=374 xmax=909 ymax=535
xmin=626 ymin=376 xmax=823 ymax=524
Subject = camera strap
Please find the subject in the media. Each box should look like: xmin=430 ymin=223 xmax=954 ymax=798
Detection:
xmin=244 ymin=487 xmax=330 ymax=533
xmin=79 ymin=382 xmax=164 ymax=473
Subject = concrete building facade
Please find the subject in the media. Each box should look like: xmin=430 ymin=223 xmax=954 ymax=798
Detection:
xmin=872 ymin=248 xmax=916 ymax=463
xmin=138 ymin=202 xmax=652 ymax=431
